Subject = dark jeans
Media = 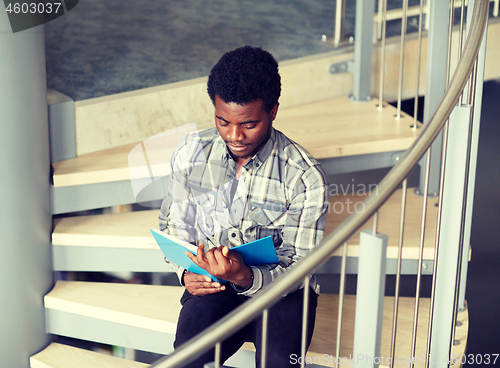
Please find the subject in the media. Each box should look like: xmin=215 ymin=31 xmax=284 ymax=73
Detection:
xmin=174 ymin=286 xmax=318 ymax=368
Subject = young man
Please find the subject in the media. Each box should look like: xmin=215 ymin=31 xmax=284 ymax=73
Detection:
xmin=159 ymin=46 xmax=329 ymax=367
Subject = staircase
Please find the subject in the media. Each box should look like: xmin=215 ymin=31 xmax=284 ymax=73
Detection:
xmin=37 ymin=9 xmax=490 ymax=368
xmin=46 ymin=93 xmax=434 ymax=366
xmin=1 ymin=0 xmax=494 ymax=367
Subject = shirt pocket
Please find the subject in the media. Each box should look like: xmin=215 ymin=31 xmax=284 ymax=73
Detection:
xmin=248 ymin=201 xmax=287 ymax=226
xmin=247 ymin=201 xmax=286 ymax=248
xmin=257 ymin=226 xmax=283 ymax=249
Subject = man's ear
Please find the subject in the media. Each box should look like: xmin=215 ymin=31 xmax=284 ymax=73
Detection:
xmin=270 ymin=102 xmax=279 ymax=122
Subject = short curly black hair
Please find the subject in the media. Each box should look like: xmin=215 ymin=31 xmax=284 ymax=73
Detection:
xmin=207 ymin=46 xmax=281 ymax=113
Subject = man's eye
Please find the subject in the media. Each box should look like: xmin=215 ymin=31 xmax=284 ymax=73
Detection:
xmin=244 ymin=124 xmax=256 ymax=129
xmin=218 ymin=120 xmax=229 ymax=126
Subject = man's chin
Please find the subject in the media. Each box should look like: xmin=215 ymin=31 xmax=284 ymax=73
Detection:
xmin=230 ymin=151 xmax=251 ymax=159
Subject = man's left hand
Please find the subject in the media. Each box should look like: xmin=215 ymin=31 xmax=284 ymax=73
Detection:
xmin=186 ymin=245 xmax=253 ymax=288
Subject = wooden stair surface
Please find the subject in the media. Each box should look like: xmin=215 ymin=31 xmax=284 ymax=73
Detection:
xmin=53 ymin=188 xmax=437 ymax=261
xmin=52 ymin=210 xmax=159 ymax=250
xmin=273 ymin=97 xmax=419 ymax=159
xmin=53 ymin=96 xmax=420 ymax=188
xmin=307 ymin=295 xmax=468 ymax=368
xmin=325 ymin=188 xmax=439 ymax=260
xmin=45 ymin=281 xmax=183 ymax=335
xmin=43 ymin=282 xmax=468 ymax=368
xmin=30 ymin=342 xmax=147 ymax=368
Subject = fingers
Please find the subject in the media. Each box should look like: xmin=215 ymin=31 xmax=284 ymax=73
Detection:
xmin=204 ymin=246 xmax=219 ymax=265
xmin=187 ymin=246 xmax=230 ymax=269
xmin=210 ymin=247 xmax=240 ymax=274
xmin=183 ymin=271 xmax=225 ymax=296
xmin=184 ymin=272 xmax=211 ymax=283
xmin=210 ymin=246 xmax=236 ymax=263
xmin=186 ymin=283 xmax=224 ymax=296
xmin=186 ymin=250 xmax=200 ymax=265
xmin=186 ymin=245 xmax=244 ymax=282
xmin=212 ymin=247 xmax=230 ymax=265
xmin=196 ymin=244 xmax=208 ymax=266
xmin=222 ymin=246 xmax=243 ymax=263
xmin=186 ymin=244 xmax=209 ymax=268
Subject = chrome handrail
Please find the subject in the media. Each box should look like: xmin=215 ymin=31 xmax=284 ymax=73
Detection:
xmin=149 ymin=0 xmax=489 ymax=366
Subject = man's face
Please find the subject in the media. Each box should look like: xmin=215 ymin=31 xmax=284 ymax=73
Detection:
xmin=214 ymin=95 xmax=278 ymax=165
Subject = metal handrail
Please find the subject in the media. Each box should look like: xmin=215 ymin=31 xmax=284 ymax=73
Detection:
xmin=149 ymin=0 xmax=489 ymax=366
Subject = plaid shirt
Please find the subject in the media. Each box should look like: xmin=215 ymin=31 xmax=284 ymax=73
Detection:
xmin=159 ymin=127 xmax=328 ymax=296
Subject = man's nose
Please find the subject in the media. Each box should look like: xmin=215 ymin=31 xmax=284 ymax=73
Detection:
xmin=229 ymin=125 xmax=245 ymax=142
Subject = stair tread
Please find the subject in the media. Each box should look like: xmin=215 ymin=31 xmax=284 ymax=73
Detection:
xmin=45 ymin=281 xmax=183 ymax=335
xmin=43 ymin=282 xmax=468 ymax=367
xmin=53 ymin=96 xmax=420 ymax=187
xmin=307 ymin=295 xmax=468 ymax=367
xmin=53 ymin=210 xmax=159 ymax=249
xmin=30 ymin=342 xmax=147 ymax=368
xmin=273 ymin=97 xmax=419 ymax=159
xmin=325 ymin=188 xmax=439 ymax=259
xmin=52 ymin=123 xmax=196 ymax=188
xmin=54 ymin=188 xmax=437 ymax=260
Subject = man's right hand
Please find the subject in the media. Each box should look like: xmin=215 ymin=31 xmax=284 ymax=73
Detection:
xmin=183 ymin=271 xmax=226 ymax=296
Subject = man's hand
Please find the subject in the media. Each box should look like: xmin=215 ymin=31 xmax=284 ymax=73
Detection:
xmin=183 ymin=271 xmax=226 ymax=296
xmin=186 ymin=244 xmax=253 ymax=289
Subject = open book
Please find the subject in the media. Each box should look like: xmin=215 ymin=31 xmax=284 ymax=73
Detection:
xmin=150 ymin=228 xmax=279 ymax=282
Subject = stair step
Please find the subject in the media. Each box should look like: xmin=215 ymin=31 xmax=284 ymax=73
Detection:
xmin=45 ymin=281 xmax=182 ymax=335
xmin=53 ymin=210 xmax=158 ymax=249
xmin=51 ymin=210 xmax=168 ymax=272
xmin=30 ymin=342 xmax=147 ymax=368
xmin=52 ymin=123 xmax=196 ymax=188
xmin=307 ymin=295 xmax=468 ymax=368
xmin=44 ymin=281 xmax=182 ymax=355
xmin=43 ymin=282 xmax=468 ymax=367
xmin=53 ymin=96 xmax=420 ymax=188
xmin=273 ymin=97 xmax=419 ymax=160
xmin=325 ymin=188 xmax=439 ymax=260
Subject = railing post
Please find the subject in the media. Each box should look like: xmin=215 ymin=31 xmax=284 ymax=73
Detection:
xmin=429 ymin=105 xmax=471 ymax=368
xmin=353 ymin=230 xmax=387 ymax=368
xmin=417 ymin=0 xmax=451 ymax=196
xmin=334 ymin=0 xmax=346 ymax=47
xmin=458 ymin=0 xmax=488 ymax=313
xmin=0 ymin=12 xmax=53 ymax=368
xmin=351 ymin=0 xmax=375 ymax=101
xmin=429 ymin=6 xmax=487 ymax=366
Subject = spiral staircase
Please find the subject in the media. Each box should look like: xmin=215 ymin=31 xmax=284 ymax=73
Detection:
xmin=1 ymin=0 xmax=497 ymax=367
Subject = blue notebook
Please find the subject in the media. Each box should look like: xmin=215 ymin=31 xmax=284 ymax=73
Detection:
xmin=150 ymin=229 xmax=279 ymax=282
